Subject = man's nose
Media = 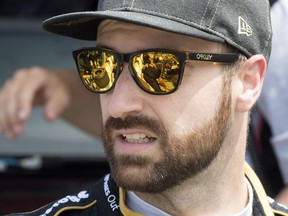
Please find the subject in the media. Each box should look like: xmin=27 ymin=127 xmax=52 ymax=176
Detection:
xmin=105 ymin=64 xmax=145 ymax=119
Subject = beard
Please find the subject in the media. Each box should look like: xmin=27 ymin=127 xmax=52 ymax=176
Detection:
xmin=102 ymin=78 xmax=232 ymax=193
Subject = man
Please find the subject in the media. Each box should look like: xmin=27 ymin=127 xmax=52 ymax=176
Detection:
xmin=6 ymin=0 xmax=288 ymax=215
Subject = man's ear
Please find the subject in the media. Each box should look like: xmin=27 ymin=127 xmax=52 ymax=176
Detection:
xmin=235 ymin=54 xmax=266 ymax=113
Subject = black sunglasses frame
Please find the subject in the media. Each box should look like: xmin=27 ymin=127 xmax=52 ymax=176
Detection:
xmin=72 ymin=47 xmax=240 ymax=95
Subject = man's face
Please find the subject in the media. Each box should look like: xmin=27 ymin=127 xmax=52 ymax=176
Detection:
xmin=97 ymin=20 xmax=234 ymax=193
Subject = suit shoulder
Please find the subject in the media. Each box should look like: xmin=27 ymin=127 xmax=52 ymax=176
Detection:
xmin=7 ymin=185 xmax=98 ymax=216
xmin=269 ymin=197 xmax=288 ymax=216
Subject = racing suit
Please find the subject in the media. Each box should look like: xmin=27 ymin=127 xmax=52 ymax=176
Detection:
xmin=7 ymin=162 xmax=288 ymax=216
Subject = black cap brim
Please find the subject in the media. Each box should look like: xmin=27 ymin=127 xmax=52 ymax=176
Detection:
xmin=43 ymin=11 xmax=224 ymax=43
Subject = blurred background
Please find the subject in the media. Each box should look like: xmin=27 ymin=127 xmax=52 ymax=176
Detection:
xmin=0 ymin=0 xmax=110 ymax=214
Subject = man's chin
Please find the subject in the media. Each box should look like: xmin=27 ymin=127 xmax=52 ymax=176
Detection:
xmin=111 ymin=166 xmax=154 ymax=191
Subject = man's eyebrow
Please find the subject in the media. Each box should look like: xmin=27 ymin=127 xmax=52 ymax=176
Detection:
xmin=95 ymin=45 xmax=115 ymax=51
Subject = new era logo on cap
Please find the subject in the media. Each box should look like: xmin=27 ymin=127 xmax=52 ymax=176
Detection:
xmin=238 ymin=16 xmax=252 ymax=36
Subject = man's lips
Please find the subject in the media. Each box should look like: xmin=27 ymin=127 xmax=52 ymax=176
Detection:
xmin=113 ymin=130 xmax=157 ymax=154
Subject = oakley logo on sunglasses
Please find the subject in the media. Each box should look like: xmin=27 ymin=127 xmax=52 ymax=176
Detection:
xmin=72 ymin=48 xmax=239 ymax=95
xmin=196 ymin=54 xmax=213 ymax=61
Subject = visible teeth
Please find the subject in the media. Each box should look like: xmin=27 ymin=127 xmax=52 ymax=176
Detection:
xmin=122 ymin=133 xmax=152 ymax=143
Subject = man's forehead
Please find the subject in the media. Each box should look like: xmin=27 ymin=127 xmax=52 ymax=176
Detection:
xmin=98 ymin=19 xmax=170 ymax=35
xmin=97 ymin=19 xmax=224 ymax=52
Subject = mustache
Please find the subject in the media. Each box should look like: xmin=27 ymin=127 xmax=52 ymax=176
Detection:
xmin=103 ymin=115 xmax=167 ymax=136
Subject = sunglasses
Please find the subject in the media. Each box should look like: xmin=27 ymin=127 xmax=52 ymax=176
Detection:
xmin=72 ymin=47 xmax=239 ymax=95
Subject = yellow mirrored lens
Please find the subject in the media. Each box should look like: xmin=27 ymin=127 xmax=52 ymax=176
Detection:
xmin=77 ymin=50 xmax=117 ymax=92
xmin=132 ymin=52 xmax=180 ymax=93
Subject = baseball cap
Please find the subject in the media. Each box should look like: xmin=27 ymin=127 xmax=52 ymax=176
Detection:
xmin=42 ymin=0 xmax=272 ymax=60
